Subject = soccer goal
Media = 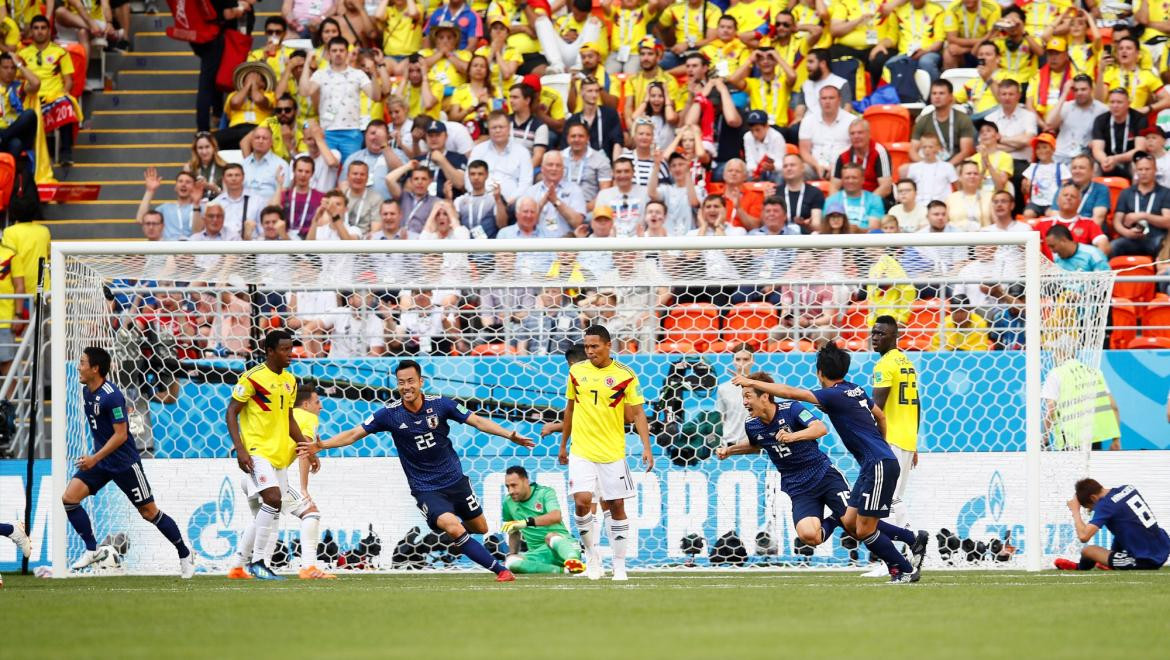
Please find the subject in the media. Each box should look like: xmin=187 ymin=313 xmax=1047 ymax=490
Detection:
xmin=49 ymin=233 xmax=1114 ymax=575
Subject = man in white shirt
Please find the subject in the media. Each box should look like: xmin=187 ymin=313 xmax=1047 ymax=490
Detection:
xmin=241 ymin=124 xmax=292 ymax=202
xmin=648 ymin=151 xmax=703 ymax=236
xmin=469 ymin=110 xmax=535 ymax=203
xmin=798 ymin=85 xmax=855 ymax=180
xmin=981 ymin=189 xmax=1031 ymax=274
xmin=206 ymin=164 xmax=260 ymax=238
xmin=341 ymin=120 xmax=400 ymax=199
xmin=914 ymin=200 xmax=970 ymax=275
xmin=521 ymin=150 xmax=586 ymax=236
xmin=594 ymin=158 xmax=650 ymax=237
xmin=984 ymin=80 xmax=1038 ymax=203
xmin=299 ymin=36 xmax=383 ymax=163
xmin=1047 ymin=74 xmax=1107 ymax=165
xmin=325 ymin=292 xmax=386 ymax=358
xmin=188 ymin=203 xmax=241 ymax=272
xmin=560 ymin=120 xmax=613 ymax=208
xmin=687 ymin=194 xmax=747 ymax=280
xmin=715 ymin=344 xmax=754 ymax=447
xmin=796 ymin=48 xmax=850 ymax=123
xmin=743 ymin=110 xmax=786 ymax=182
xmin=341 ymin=160 xmax=384 ymax=235
xmin=306 ymin=190 xmax=361 ymax=281
xmin=889 ymin=179 xmax=927 ymax=231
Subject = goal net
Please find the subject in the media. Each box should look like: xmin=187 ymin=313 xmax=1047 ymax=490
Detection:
xmin=49 ymin=233 xmax=1114 ymax=575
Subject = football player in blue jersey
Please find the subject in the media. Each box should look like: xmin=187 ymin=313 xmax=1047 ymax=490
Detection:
xmin=301 ymin=360 xmax=535 ymax=581
xmin=717 ymin=371 xmax=929 ymax=567
xmin=64 ymin=346 xmax=194 ymax=577
xmin=734 ymin=344 xmax=928 ymax=583
xmin=1056 ymin=478 xmax=1169 ymax=571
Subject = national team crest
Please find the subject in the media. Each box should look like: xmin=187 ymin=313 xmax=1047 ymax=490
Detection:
xmin=427 ymin=415 xmax=439 ymax=429
xmin=534 ymin=502 xmax=544 ymax=512
xmin=606 ymin=377 xmax=615 ymax=387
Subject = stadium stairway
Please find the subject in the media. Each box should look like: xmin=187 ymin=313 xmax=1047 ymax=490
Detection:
xmin=43 ymin=11 xmax=269 ymax=241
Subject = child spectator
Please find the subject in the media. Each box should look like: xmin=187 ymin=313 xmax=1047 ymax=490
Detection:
xmin=904 ymin=133 xmax=957 ymax=205
xmin=1022 ymin=133 xmax=1069 ymax=218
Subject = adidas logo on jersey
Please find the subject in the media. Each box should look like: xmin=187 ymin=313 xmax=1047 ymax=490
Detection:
xmin=399 ymin=423 xmax=408 ymax=429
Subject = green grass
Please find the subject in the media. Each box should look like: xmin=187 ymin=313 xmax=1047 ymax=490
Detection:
xmin=3 ymin=571 xmax=1169 ymax=659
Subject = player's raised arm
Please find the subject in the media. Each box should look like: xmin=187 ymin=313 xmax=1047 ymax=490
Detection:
xmin=226 ymin=398 xmax=252 ymax=473
xmin=731 ymin=374 xmax=819 ymax=405
xmin=301 ymin=425 xmax=371 ymax=454
xmin=465 ymin=413 xmax=536 ymax=448
xmin=1067 ymin=498 xmax=1100 ymax=543
xmin=777 ymin=419 xmax=828 ymax=445
xmin=714 ymin=440 xmax=759 ymax=459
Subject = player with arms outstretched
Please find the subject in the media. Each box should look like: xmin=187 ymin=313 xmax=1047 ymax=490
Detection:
xmin=865 ymin=315 xmax=922 ymax=576
xmin=501 ymin=465 xmax=585 ymax=574
xmin=734 ymin=344 xmax=926 ymax=583
xmin=715 ymin=372 xmax=928 ymax=565
xmin=1056 ymin=478 xmax=1169 ymax=571
xmin=301 ymin=360 xmax=535 ymax=581
xmin=64 ymin=346 xmax=194 ymax=577
xmin=559 ymin=324 xmax=654 ymax=581
xmin=225 ymin=330 xmax=317 ymax=580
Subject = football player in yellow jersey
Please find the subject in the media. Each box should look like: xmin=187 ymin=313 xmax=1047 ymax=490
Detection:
xmin=559 ymin=324 xmax=653 ymax=581
xmin=225 ymin=330 xmax=315 ymax=580
xmin=867 ymin=316 xmax=921 ymax=577
xmin=941 ymin=0 xmax=1001 ymax=69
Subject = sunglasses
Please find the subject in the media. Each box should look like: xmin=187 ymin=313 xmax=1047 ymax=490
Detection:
xmin=276 ymin=106 xmax=296 ymax=114
xmin=266 ymin=30 xmax=284 ymax=36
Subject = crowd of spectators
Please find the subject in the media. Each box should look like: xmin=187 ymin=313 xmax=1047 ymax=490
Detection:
xmin=123 ymin=0 xmax=1170 ymax=357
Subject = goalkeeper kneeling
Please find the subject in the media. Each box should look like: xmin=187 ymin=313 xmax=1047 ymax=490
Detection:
xmin=501 ymin=466 xmax=586 ymax=574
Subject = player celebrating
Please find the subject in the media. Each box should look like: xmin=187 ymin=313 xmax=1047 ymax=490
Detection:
xmin=559 ymin=324 xmax=654 ymax=582
xmin=864 ymin=315 xmax=922 ymax=577
xmin=226 ymin=330 xmax=315 ymax=580
xmin=64 ymin=347 xmax=195 ymax=577
xmin=301 ymin=360 xmax=534 ymax=581
xmin=733 ymin=344 xmax=926 ymax=583
xmin=1055 ymin=478 xmax=1169 ymax=571
xmin=715 ymin=372 xmax=927 ymax=565
xmin=500 ymin=465 xmax=586 ymax=574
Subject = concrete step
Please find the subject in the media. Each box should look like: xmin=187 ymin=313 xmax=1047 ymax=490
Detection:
xmin=74 ymin=143 xmax=189 ymax=164
xmin=41 ymin=217 xmax=143 ymax=240
xmin=45 ymin=181 xmax=172 ymax=199
xmin=108 ymin=51 xmax=203 ymax=71
xmin=46 ymin=200 xmax=139 ymax=218
xmin=81 ymin=128 xmax=197 ymax=146
xmin=89 ymin=109 xmax=195 ymax=130
xmin=89 ymin=90 xmax=196 ymax=111
xmin=115 ymin=69 xmax=199 ymax=91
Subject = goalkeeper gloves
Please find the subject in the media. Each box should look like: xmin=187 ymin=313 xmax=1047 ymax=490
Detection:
xmin=501 ymin=518 xmax=537 ymax=533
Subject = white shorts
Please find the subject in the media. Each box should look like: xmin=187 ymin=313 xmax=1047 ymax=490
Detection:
xmin=890 ymin=446 xmax=915 ymax=505
xmin=240 ymin=456 xmax=312 ymax=517
xmin=568 ymin=454 xmax=635 ymax=502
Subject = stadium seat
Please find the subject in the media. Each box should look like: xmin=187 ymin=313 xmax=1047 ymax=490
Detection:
xmin=1140 ymin=296 xmax=1170 ymax=339
xmin=898 ymin=335 xmax=934 ymax=351
xmin=839 ymin=303 xmax=871 ymax=342
xmin=1126 ymin=336 xmax=1170 ymax=349
xmin=913 ymin=69 xmax=931 ymax=101
xmin=767 ymin=338 xmax=816 ymax=353
xmin=887 ymin=142 xmax=911 ymax=181
xmin=470 ymin=343 xmax=515 ymax=356
xmin=811 ymin=179 xmax=831 ymax=196
xmin=1095 ymin=177 xmax=1130 ymax=221
xmin=723 ymin=302 xmax=780 ymax=348
xmin=1110 ymin=255 xmax=1156 ymax=303
xmin=663 ymin=303 xmax=721 ymax=350
xmin=1109 ymin=299 xmax=1138 ymax=350
xmin=219 ymin=149 xmax=245 ymax=165
xmin=902 ymin=297 xmax=943 ymax=348
xmin=656 ymin=339 xmax=697 ymax=354
xmin=786 ymin=143 xmax=799 ymax=155
xmin=862 ymin=105 xmax=911 ymax=145
xmin=940 ymin=68 xmax=978 ymax=94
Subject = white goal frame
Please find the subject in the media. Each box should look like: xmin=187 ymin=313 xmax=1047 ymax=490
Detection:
xmin=49 ymin=232 xmax=1048 ymax=575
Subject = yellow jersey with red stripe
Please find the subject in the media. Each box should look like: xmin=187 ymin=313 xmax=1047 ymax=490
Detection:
xmin=566 ymin=359 xmax=644 ymax=463
xmin=232 ymin=364 xmax=297 ymax=468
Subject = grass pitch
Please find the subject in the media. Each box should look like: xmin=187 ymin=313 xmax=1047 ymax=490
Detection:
xmin=3 ymin=570 xmax=1168 ymax=659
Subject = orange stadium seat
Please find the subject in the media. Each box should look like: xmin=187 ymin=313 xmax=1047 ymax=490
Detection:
xmin=862 ymin=105 xmax=911 ymax=145
xmin=1140 ymin=295 xmax=1170 ymax=339
xmin=839 ymin=303 xmax=871 ymax=342
xmin=767 ymin=338 xmax=816 ymax=353
xmin=723 ymin=302 xmax=779 ymax=348
xmin=901 ymin=298 xmax=943 ymax=349
xmin=663 ymin=303 xmax=721 ymax=351
xmin=811 ymin=179 xmax=831 ymax=196
xmin=1126 ymin=336 xmax=1170 ymax=349
xmin=1109 ymin=299 xmax=1138 ymax=350
xmin=1110 ymin=255 xmax=1156 ymax=303
xmin=887 ymin=142 xmax=912 ymax=181
xmin=1095 ymin=176 xmax=1130 ymax=221
xmin=656 ymin=339 xmax=697 ymax=354
xmin=470 ymin=343 xmax=516 ymax=356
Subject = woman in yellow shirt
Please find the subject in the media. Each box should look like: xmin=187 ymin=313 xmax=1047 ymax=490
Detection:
xmin=219 ymin=67 xmax=276 ymax=150
xmin=447 ymin=54 xmax=502 ymax=122
xmin=376 ymin=0 xmax=423 ymax=61
xmin=477 ymin=19 xmax=523 ymax=97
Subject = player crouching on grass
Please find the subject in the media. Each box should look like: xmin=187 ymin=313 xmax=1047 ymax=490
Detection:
xmin=501 ymin=466 xmax=586 ymax=574
xmin=300 ymin=360 xmax=535 ymax=582
xmin=1055 ymin=479 xmax=1169 ymax=571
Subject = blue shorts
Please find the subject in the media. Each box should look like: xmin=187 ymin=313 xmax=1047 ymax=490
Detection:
xmin=74 ymin=461 xmax=154 ymax=507
xmin=788 ymin=468 xmax=851 ymax=523
xmin=413 ymin=476 xmax=483 ymax=531
xmin=1108 ymin=550 xmax=1164 ymax=570
xmin=847 ymin=458 xmax=900 ymax=518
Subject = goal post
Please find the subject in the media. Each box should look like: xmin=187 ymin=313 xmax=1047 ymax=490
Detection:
xmin=49 ymin=232 xmax=1112 ymax=576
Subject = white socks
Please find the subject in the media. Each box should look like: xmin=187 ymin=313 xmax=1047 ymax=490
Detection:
xmin=575 ymin=513 xmax=596 ymax=555
xmin=609 ymin=517 xmax=629 ymax=572
xmin=251 ymin=503 xmax=278 ymax=563
xmin=300 ymin=513 xmax=321 ymax=570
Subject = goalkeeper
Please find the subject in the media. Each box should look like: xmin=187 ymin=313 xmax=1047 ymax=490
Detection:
xmin=500 ymin=466 xmax=585 ymax=574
